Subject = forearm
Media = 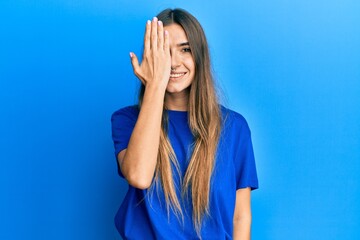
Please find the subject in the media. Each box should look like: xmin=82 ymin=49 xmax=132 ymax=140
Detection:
xmin=121 ymin=84 xmax=166 ymax=189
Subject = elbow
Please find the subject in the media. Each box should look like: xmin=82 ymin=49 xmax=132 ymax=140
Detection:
xmin=128 ymin=176 xmax=152 ymax=190
xmin=233 ymin=213 xmax=252 ymax=226
xmin=120 ymin=154 xmax=155 ymax=190
xmin=123 ymin=170 xmax=153 ymax=190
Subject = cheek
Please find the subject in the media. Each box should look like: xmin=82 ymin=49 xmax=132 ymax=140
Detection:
xmin=184 ymin=58 xmax=195 ymax=73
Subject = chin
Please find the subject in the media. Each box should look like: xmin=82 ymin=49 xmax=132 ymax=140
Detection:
xmin=166 ymin=85 xmax=191 ymax=94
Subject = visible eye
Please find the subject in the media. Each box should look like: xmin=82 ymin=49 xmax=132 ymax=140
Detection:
xmin=181 ymin=48 xmax=191 ymax=53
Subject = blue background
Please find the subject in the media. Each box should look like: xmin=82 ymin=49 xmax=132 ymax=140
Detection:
xmin=1 ymin=0 xmax=359 ymax=239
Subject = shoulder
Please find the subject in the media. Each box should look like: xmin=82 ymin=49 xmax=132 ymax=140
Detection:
xmin=111 ymin=105 xmax=140 ymax=122
xmin=220 ymin=105 xmax=251 ymax=136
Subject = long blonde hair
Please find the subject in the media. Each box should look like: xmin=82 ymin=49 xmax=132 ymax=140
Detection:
xmin=138 ymin=8 xmax=222 ymax=236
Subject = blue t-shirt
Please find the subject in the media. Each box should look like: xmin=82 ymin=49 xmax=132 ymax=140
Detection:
xmin=111 ymin=105 xmax=258 ymax=240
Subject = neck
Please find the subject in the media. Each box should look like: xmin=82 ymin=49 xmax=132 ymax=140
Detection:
xmin=165 ymin=90 xmax=190 ymax=111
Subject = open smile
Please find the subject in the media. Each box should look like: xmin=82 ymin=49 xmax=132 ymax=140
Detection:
xmin=170 ymin=72 xmax=186 ymax=79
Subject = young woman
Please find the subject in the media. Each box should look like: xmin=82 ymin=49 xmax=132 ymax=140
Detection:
xmin=111 ymin=8 xmax=258 ymax=240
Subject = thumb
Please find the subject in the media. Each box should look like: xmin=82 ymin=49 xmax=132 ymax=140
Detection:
xmin=129 ymin=52 xmax=140 ymax=73
xmin=129 ymin=52 xmax=145 ymax=84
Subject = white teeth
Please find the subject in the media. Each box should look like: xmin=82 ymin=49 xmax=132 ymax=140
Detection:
xmin=170 ymin=73 xmax=185 ymax=78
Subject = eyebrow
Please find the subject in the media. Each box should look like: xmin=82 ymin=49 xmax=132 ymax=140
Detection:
xmin=177 ymin=42 xmax=190 ymax=47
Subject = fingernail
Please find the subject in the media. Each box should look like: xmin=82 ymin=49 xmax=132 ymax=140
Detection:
xmin=165 ymin=30 xmax=168 ymax=36
xmin=147 ymin=20 xmax=151 ymax=25
xmin=153 ymin=17 xmax=158 ymax=21
xmin=129 ymin=52 xmax=133 ymax=58
xmin=158 ymin=21 xmax=162 ymax=26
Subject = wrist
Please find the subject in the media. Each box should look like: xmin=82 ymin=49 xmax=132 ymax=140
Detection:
xmin=145 ymin=81 xmax=168 ymax=93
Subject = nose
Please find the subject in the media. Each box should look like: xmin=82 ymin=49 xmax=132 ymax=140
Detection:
xmin=170 ymin=52 xmax=181 ymax=70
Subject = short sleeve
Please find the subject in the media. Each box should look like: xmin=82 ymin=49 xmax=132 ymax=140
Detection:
xmin=111 ymin=106 xmax=139 ymax=177
xmin=233 ymin=115 xmax=259 ymax=190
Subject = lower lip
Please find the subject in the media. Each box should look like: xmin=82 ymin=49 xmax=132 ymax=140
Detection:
xmin=169 ymin=73 xmax=186 ymax=81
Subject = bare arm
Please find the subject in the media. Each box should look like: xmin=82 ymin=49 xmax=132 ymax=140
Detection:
xmin=233 ymin=187 xmax=252 ymax=240
xmin=118 ymin=17 xmax=171 ymax=189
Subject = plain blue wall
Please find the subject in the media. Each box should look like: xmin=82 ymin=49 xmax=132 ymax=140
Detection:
xmin=1 ymin=0 xmax=359 ymax=239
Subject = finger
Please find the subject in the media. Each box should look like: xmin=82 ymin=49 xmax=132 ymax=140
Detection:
xmin=157 ymin=20 xmax=164 ymax=50
xmin=151 ymin=17 xmax=158 ymax=50
xmin=143 ymin=20 xmax=151 ymax=56
xmin=130 ymin=52 xmax=145 ymax=84
xmin=164 ymin=30 xmax=169 ymax=53
xmin=129 ymin=52 xmax=140 ymax=74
